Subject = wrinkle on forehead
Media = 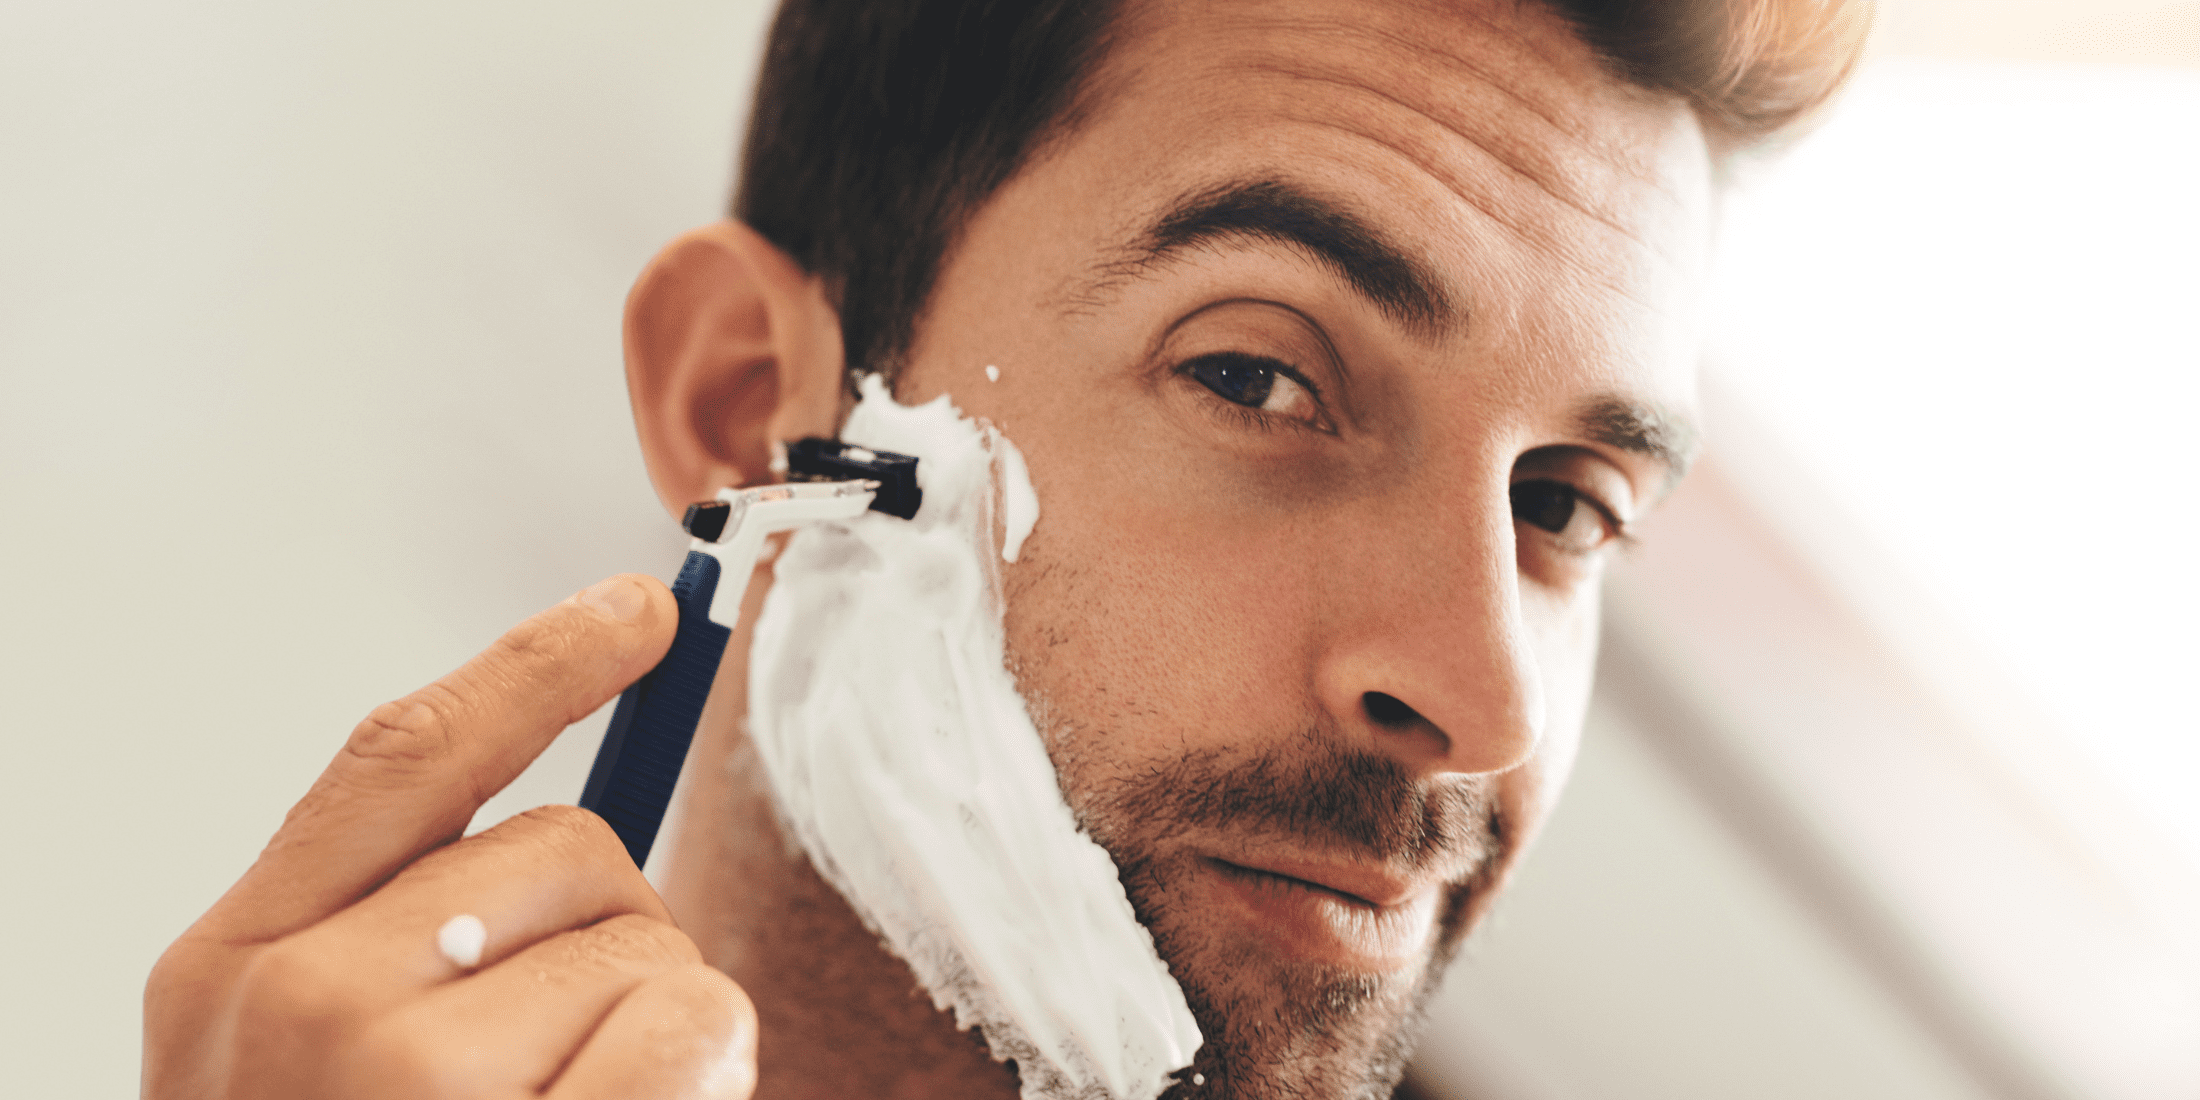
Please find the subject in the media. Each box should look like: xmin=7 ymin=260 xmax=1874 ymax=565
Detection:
xmin=1243 ymin=58 xmax=1643 ymax=244
xmin=1101 ymin=0 xmax=1713 ymax=273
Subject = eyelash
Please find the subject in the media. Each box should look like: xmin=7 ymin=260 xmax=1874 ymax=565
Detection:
xmin=1175 ymin=350 xmax=1635 ymax=554
xmin=1515 ymin=479 xmax=1636 ymax=556
xmin=1176 ymin=352 xmax=1332 ymax=435
xmin=1577 ymin=492 xmax=1636 ymax=551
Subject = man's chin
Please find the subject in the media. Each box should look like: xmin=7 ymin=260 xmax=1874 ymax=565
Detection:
xmin=1036 ymin=720 xmax=1503 ymax=1096
xmin=1119 ymin=850 xmax=1480 ymax=1100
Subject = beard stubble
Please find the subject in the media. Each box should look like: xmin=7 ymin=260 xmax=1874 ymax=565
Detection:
xmin=1050 ymin=719 xmax=1507 ymax=1100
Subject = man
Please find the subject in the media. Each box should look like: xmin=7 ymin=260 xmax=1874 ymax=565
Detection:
xmin=145 ymin=1 xmax=1870 ymax=1097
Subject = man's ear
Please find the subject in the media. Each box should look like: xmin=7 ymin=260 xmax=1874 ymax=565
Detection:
xmin=625 ymin=220 xmax=847 ymax=520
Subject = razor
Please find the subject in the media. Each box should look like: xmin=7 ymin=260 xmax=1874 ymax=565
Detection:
xmin=578 ymin=438 xmax=921 ymax=867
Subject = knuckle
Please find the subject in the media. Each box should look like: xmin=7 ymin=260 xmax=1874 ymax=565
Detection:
xmin=509 ymin=803 xmax=621 ymax=856
xmin=481 ymin=613 xmax=582 ymax=685
xmin=143 ymin=941 xmax=194 ymax=1006
xmin=145 ymin=939 xmax=235 ymax=1056
xmin=604 ymin=912 xmax=700 ymax=964
xmin=570 ymin=913 xmax=698 ymax=972
xmin=232 ymin=939 xmax=363 ymax=1042
xmin=341 ymin=690 xmax=461 ymax=783
xmin=513 ymin=917 xmax=698 ymax=997
xmin=430 ymin=806 xmax=640 ymax=904
xmin=647 ymin=967 xmax=757 ymax=1100
xmin=661 ymin=963 xmax=750 ymax=1032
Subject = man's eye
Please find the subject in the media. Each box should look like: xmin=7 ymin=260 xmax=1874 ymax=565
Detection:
xmin=1510 ymin=480 xmax=1616 ymax=552
xmin=1185 ymin=352 xmax=1318 ymax=421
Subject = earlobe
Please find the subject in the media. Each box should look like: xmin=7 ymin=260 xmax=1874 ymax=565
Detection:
xmin=624 ymin=220 xmax=847 ymax=519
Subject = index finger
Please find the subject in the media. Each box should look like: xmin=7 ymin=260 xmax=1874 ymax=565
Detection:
xmin=197 ymin=573 xmax=677 ymax=944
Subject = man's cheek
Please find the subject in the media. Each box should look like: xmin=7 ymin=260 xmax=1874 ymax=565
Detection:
xmin=1522 ymin=579 xmax=1602 ymax=751
xmin=1008 ymin=516 xmax=1321 ymax=772
xmin=1488 ymin=583 xmax=1592 ymax=874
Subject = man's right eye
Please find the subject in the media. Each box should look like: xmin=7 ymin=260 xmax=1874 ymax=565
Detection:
xmin=1188 ymin=352 xmax=1281 ymax=405
xmin=1184 ymin=352 xmax=1321 ymax=425
xmin=1510 ymin=480 xmax=1620 ymax=555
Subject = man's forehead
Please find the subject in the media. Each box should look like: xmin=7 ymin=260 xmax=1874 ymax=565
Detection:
xmin=1090 ymin=0 xmax=1714 ymax=268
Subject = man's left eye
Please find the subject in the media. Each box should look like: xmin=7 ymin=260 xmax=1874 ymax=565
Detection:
xmin=1510 ymin=480 xmax=1617 ymax=553
xmin=1185 ymin=352 xmax=1318 ymax=420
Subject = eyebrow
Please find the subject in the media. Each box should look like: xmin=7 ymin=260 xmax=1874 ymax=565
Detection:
xmin=1099 ymin=178 xmax=1455 ymax=336
xmin=1097 ymin=181 xmax=1699 ymax=485
xmin=1576 ymin=396 xmax=1700 ymax=487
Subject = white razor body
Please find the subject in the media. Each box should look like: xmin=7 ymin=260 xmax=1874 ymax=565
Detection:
xmin=577 ymin=479 xmax=879 ymax=866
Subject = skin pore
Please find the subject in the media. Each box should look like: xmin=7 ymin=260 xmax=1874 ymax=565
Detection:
xmin=642 ymin=0 xmax=1713 ymax=1097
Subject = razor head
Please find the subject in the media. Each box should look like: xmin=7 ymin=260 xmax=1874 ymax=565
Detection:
xmin=681 ymin=500 xmax=734 ymax=541
xmin=785 ymin=438 xmax=922 ymax=519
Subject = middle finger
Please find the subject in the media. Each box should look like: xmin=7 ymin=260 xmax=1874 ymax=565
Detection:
xmin=286 ymin=804 xmax=666 ymax=1006
xmin=347 ymin=913 xmax=703 ymax=1097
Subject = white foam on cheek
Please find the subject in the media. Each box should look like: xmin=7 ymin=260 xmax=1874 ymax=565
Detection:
xmin=997 ymin=440 xmax=1037 ymax=564
xmin=746 ymin=375 xmax=1200 ymax=1100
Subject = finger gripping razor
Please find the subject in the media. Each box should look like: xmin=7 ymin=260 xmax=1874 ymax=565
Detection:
xmin=578 ymin=439 xmax=920 ymax=867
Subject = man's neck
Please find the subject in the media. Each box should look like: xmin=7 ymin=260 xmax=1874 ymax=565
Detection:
xmin=657 ymin=563 xmax=1019 ymax=1100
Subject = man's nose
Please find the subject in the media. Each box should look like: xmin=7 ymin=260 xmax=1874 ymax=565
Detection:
xmin=1312 ymin=485 xmax=1546 ymax=778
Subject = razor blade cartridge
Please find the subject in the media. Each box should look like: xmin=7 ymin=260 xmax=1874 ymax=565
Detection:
xmin=786 ymin=437 xmax=922 ymax=520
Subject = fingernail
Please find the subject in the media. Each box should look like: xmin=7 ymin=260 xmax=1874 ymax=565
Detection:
xmin=576 ymin=576 xmax=647 ymax=622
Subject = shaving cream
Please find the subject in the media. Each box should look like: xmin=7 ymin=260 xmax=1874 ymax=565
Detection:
xmin=746 ymin=375 xmax=1201 ymax=1100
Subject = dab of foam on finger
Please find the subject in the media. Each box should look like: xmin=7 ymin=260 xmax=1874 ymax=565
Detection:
xmin=747 ymin=374 xmax=1200 ymax=1100
xmin=436 ymin=914 xmax=486 ymax=969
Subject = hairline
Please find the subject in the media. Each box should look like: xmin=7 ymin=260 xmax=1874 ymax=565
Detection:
xmin=869 ymin=0 xmax=1727 ymax=383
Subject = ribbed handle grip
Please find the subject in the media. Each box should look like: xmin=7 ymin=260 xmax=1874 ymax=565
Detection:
xmin=578 ymin=550 xmax=732 ymax=867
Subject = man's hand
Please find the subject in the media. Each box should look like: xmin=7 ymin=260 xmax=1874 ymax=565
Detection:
xmin=145 ymin=575 xmax=756 ymax=1100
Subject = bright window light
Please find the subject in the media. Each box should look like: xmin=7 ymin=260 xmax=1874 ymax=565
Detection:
xmin=1707 ymin=58 xmax=2200 ymax=866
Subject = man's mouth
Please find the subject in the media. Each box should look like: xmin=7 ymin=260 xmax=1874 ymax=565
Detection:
xmin=1202 ymin=855 xmax=1445 ymax=971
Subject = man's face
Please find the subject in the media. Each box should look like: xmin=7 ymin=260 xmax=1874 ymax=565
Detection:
xmin=888 ymin=0 xmax=1710 ymax=1094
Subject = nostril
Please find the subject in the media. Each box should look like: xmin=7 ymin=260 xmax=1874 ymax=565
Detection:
xmin=1362 ymin=691 xmax=1419 ymax=727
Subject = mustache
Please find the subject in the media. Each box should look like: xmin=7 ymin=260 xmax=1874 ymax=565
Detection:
xmin=1078 ymin=728 xmax=1506 ymax=881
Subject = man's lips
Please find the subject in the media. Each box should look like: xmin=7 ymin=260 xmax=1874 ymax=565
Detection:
xmin=1216 ymin=856 xmax=1421 ymax=909
xmin=1201 ymin=855 xmax=1444 ymax=970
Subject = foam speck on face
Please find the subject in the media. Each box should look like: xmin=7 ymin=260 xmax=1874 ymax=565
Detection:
xmin=746 ymin=375 xmax=1200 ymax=1100
xmin=985 ymin=364 xmax=1001 ymax=383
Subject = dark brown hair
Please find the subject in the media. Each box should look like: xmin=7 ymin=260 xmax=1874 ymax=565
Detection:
xmin=734 ymin=0 xmax=1873 ymax=379
xmin=1549 ymin=0 xmax=1875 ymax=155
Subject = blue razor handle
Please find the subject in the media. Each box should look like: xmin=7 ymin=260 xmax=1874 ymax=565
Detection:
xmin=576 ymin=439 xmax=916 ymax=868
xmin=577 ymin=549 xmax=731 ymax=868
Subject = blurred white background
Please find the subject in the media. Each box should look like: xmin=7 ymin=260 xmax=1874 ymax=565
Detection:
xmin=2 ymin=2 xmax=773 ymax=1093
xmin=3 ymin=2 xmax=2195 ymax=1098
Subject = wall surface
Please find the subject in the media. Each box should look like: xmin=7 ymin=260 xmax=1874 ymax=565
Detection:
xmin=1 ymin=3 xmax=773 ymax=1094
xmin=1411 ymin=694 xmax=1993 ymax=1100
